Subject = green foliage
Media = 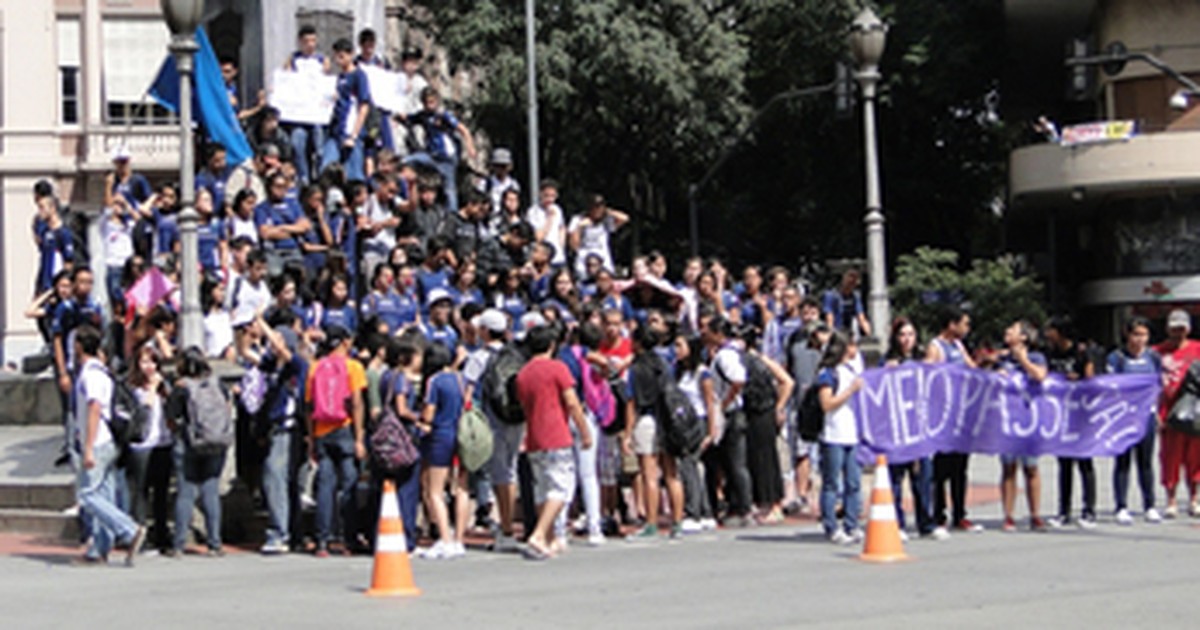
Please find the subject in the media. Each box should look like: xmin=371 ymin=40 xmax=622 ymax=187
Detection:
xmin=892 ymin=247 xmax=1045 ymax=345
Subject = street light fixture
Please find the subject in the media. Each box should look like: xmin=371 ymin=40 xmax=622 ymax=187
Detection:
xmin=160 ymin=0 xmax=204 ymax=349
xmin=849 ymin=7 xmax=890 ymax=347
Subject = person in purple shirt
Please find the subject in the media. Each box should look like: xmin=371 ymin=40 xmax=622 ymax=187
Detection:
xmin=320 ymin=38 xmax=371 ymax=182
xmin=995 ymin=319 xmax=1049 ymax=532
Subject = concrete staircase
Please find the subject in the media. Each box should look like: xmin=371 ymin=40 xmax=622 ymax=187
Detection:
xmin=0 ymin=427 xmax=78 ymax=540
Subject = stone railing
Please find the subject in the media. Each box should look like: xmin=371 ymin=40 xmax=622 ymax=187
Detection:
xmin=81 ymin=125 xmax=182 ymax=171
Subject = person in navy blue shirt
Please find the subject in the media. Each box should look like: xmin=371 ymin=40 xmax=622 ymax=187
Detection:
xmin=255 ymin=309 xmax=308 ymax=553
xmin=319 ymin=38 xmax=371 ymax=182
xmin=297 ymin=184 xmax=333 ymax=280
xmin=309 ymin=275 xmax=358 ymax=338
xmin=404 ymin=87 xmax=477 ymax=213
xmin=355 ymin=28 xmax=396 ymax=155
xmin=282 ymin=25 xmax=330 ymax=184
xmin=194 ymin=145 xmax=230 ymax=212
xmin=194 ymin=187 xmax=225 ymax=275
xmin=594 ymin=268 xmax=633 ymax=325
xmin=450 ymin=259 xmax=484 ymax=309
xmin=422 ymin=289 xmax=461 ymax=358
xmin=416 ymin=236 xmax=454 ymax=310
xmin=361 ymin=265 xmax=417 ymax=335
xmin=105 ymin=147 xmax=152 ymax=212
xmin=822 ymin=269 xmax=871 ymax=340
xmin=34 ymin=193 xmax=75 ymax=294
xmin=255 ymin=172 xmax=310 ymax=274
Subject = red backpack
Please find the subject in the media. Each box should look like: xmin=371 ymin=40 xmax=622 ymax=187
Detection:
xmin=310 ymin=355 xmax=351 ymax=423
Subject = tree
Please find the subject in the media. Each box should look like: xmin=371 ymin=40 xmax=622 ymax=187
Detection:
xmin=891 ymin=246 xmax=1045 ymax=345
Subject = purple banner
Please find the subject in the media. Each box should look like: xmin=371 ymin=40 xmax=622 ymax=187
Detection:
xmin=851 ymin=363 xmax=1160 ymax=463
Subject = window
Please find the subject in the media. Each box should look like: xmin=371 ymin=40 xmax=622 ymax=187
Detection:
xmin=102 ymin=19 xmax=174 ymax=126
xmin=57 ymin=18 xmax=80 ymax=125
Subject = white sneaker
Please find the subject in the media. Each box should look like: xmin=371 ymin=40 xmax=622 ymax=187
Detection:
xmin=680 ymin=518 xmax=703 ymax=534
xmin=446 ymin=541 xmax=467 ymax=558
xmin=422 ymin=541 xmax=449 ymax=559
xmin=1046 ymin=516 xmax=1066 ymax=529
xmin=492 ymin=534 xmax=520 ymax=553
xmin=898 ymin=530 xmax=909 ymax=542
xmin=699 ymin=518 xmax=718 ymax=531
xmin=1115 ymin=509 xmax=1134 ymax=526
xmin=828 ymin=530 xmax=852 ymax=545
xmin=928 ymin=526 xmax=951 ymax=541
xmin=1164 ymin=504 xmax=1179 ymax=519
xmin=1145 ymin=507 xmax=1163 ymax=523
xmin=587 ymin=532 xmax=607 ymax=547
xmin=1077 ymin=516 xmax=1098 ymax=530
xmin=1190 ymin=500 xmax=1200 ymax=518
xmin=849 ymin=528 xmax=865 ymax=544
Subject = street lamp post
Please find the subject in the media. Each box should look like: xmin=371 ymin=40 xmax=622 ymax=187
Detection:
xmin=161 ymin=0 xmax=204 ymax=349
xmin=849 ymin=7 xmax=890 ymax=347
xmin=525 ymin=0 xmax=540 ymax=204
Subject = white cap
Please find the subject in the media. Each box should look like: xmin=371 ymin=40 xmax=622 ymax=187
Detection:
xmin=426 ymin=287 xmax=454 ymax=308
xmin=515 ymin=312 xmax=546 ymax=341
xmin=110 ymin=145 xmax=132 ymax=162
xmin=1168 ymin=309 xmax=1191 ymax=330
xmin=472 ymin=308 xmax=509 ymax=334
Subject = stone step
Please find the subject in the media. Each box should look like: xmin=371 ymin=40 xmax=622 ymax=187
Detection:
xmin=0 ymin=508 xmax=79 ymax=539
xmin=0 ymin=483 xmax=75 ymax=511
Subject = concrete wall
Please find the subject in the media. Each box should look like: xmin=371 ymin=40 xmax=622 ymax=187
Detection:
xmin=1100 ymin=0 xmax=1200 ymax=83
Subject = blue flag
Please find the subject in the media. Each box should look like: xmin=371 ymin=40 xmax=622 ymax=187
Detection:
xmin=148 ymin=27 xmax=253 ymax=165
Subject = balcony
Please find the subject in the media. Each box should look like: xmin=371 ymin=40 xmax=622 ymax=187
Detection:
xmin=1009 ymin=130 xmax=1200 ymax=204
xmin=0 ymin=125 xmax=181 ymax=176
xmin=81 ymin=126 xmax=181 ymax=172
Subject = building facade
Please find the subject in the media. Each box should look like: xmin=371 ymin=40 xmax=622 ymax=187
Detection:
xmin=1006 ymin=0 xmax=1200 ymax=341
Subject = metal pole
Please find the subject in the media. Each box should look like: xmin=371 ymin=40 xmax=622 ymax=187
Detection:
xmin=525 ymin=0 xmax=540 ymax=201
xmin=173 ymin=34 xmax=203 ymax=349
xmin=859 ymin=66 xmax=890 ymax=345
xmin=688 ymin=185 xmax=699 ymax=258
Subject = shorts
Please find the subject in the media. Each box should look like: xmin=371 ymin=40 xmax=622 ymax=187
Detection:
xmin=1000 ymin=454 xmax=1039 ymax=469
xmin=787 ymin=407 xmax=818 ymax=462
xmin=530 ymin=448 xmax=575 ymax=504
xmin=488 ymin=418 xmax=525 ymax=486
xmin=421 ymin=432 xmax=456 ymax=468
xmin=598 ymin=433 xmax=621 ymax=486
xmin=632 ymin=414 xmax=660 ymax=456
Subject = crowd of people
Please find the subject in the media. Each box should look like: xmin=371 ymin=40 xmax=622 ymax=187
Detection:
xmin=28 ymin=27 xmax=1200 ymax=566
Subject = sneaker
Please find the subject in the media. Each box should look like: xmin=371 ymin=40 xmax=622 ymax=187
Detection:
xmin=1190 ymin=500 xmax=1200 ymax=518
xmin=954 ymin=519 xmax=984 ymax=533
xmin=828 ymin=530 xmax=852 ymax=545
xmin=926 ymin=526 xmax=951 ymax=541
xmin=1030 ymin=517 xmax=1047 ymax=532
xmin=125 ymin=526 xmax=147 ymax=567
xmin=1145 ymin=507 xmax=1163 ymax=523
xmin=1002 ymin=517 xmax=1017 ymax=533
xmin=898 ymin=530 xmax=910 ymax=542
xmin=670 ymin=523 xmax=684 ymax=539
xmin=492 ymin=534 xmax=520 ymax=553
xmin=261 ymin=539 xmax=288 ymax=555
xmin=699 ymin=518 xmax=719 ymax=531
xmin=625 ymin=525 xmax=659 ymax=541
xmin=848 ymin=528 xmax=864 ymax=543
xmin=1077 ymin=515 xmax=1098 ymax=530
xmin=1164 ymin=503 xmax=1179 ymax=519
xmin=421 ymin=541 xmax=449 ymax=559
xmin=587 ymin=532 xmax=607 ymax=547
xmin=314 ymin=544 xmax=330 ymax=558
xmin=680 ymin=518 xmax=703 ymax=534
xmin=206 ymin=547 xmax=226 ymax=558
xmin=723 ymin=515 xmax=750 ymax=529
xmin=445 ymin=541 xmax=467 ymax=559
xmin=1046 ymin=516 xmax=1067 ymax=529
xmin=1115 ymin=509 xmax=1134 ymax=526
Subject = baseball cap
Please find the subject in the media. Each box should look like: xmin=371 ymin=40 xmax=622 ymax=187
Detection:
xmin=426 ymin=287 xmax=454 ymax=308
xmin=491 ymin=148 xmax=513 ymax=166
xmin=473 ymin=308 xmax=509 ymax=334
xmin=110 ymin=145 xmax=132 ymax=162
xmin=1168 ymin=309 xmax=1191 ymax=330
xmin=515 ymin=312 xmax=546 ymax=341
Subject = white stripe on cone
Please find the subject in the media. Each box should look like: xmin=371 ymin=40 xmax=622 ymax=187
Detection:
xmin=873 ymin=463 xmax=893 ymax=490
xmin=376 ymin=533 xmax=407 ymax=553
xmin=380 ymin=492 xmax=401 ymax=520
xmin=869 ymin=503 xmax=897 ymax=522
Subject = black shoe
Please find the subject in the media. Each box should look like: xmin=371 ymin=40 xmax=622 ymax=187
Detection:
xmin=54 ymin=452 xmax=71 ymax=468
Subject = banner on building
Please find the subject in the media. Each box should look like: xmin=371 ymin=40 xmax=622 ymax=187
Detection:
xmin=269 ymin=69 xmax=337 ymax=126
xmin=1061 ymin=120 xmax=1137 ymax=146
xmin=851 ymin=363 xmax=1159 ymax=463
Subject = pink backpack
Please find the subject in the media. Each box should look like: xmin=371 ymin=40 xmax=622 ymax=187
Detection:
xmin=310 ymin=355 xmax=351 ymax=423
xmin=574 ymin=346 xmax=616 ymax=429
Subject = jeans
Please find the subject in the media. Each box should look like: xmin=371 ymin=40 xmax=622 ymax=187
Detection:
xmin=371 ymin=460 xmax=422 ymax=552
xmin=557 ymin=410 xmax=601 ymax=538
xmin=173 ymin=440 xmax=226 ymax=551
xmin=933 ymin=452 xmax=970 ymax=526
xmin=314 ymin=426 xmax=359 ymax=545
xmin=320 ymin=135 xmax=366 ymax=183
xmin=1057 ymin=457 xmax=1096 ymax=520
xmin=288 ymin=124 xmax=325 ymax=184
xmin=819 ymin=442 xmax=862 ymax=536
xmin=404 ymin=152 xmax=459 ymax=212
xmin=710 ymin=409 xmax=752 ymax=518
xmin=890 ymin=457 xmax=933 ymax=534
xmin=76 ymin=441 xmax=139 ymax=559
xmin=679 ymin=451 xmax=713 ymax=520
xmin=1114 ymin=418 xmax=1156 ymax=512
xmin=262 ymin=425 xmax=301 ymax=546
xmin=126 ymin=444 xmax=173 ymax=550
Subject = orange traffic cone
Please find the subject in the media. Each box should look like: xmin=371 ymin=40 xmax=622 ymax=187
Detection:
xmin=366 ymin=479 xmax=421 ymax=597
xmin=859 ymin=454 xmax=910 ymax=563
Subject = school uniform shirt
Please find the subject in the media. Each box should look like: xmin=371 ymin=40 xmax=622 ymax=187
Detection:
xmin=762 ymin=315 xmax=804 ymax=365
xmin=515 ymin=356 xmax=576 ymax=452
xmin=228 ymin=276 xmax=272 ymax=326
xmin=995 ymin=351 xmax=1047 ymax=383
xmin=361 ymin=289 xmax=417 ymax=334
xmin=112 ymin=173 xmax=152 ymax=209
xmin=312 ymin=302 xmax=359 ymax=333
xmin=424 ymin=372 xmax=464 ymax=435
xmin=822 ymin=289 xmax=865 ymax=335
xmin=416 ymin=265 xmax=453 ymax=306
xmin=197 ymin=218 xmax=224 ymax=273
xmin=816 ymin=362 xmax=861 ymax=446
xmin=226 ymin=214 xmax=260 ymax=245
xmin=261 ymin=348 xmax=307 ymax=429
xmin=204 ymin=310 xmax=234 ymax=359
xmin=254 ymin=199 xmax=304 ymax=250
xmin=450 ymin=286 xmax=484 ymax=309
xmin=711 ymin=345 xmax=747 ymax=413
xmin=37 ymin=225 xmax=74 ymax=293
xmin=495 ymin=293 xmax=527 ymax=332
xmin=601 ymin=294 xmax=635 ymax=323
xmin=75 ymin=358 xmax=114 ymax=448
xmin=421 ymin=322 xmax=459 ymax=353
xmin=406 ymin=109 xmax=461 ymax=161
xmin=331 ymin=67 xmax=371 ymax=140
xmin=195 ymin=168 xmax=229 ymax=211
xmin=53 ymin=297 xmax=104 ymax=371
xmin=289 ymin=51 xmax=326 ymax=75
xmin=678 ymin=366 xmax=714 ymax=420
xmin=487 ymin=175 xmax=520 ymax=215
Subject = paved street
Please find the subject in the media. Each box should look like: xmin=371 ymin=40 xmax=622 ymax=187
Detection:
xmin=1 ymin=455 xmax=1196 ymax=629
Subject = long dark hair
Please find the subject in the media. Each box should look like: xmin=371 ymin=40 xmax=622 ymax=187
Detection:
xmin=818 ymin=331 xmax=851 ymax=370
xmin=177 ymin=346 xmax=211 ymax=379
xmin=128 ymin=342 xmax=167 ymax=395
xmin=886 ymin=316 xmax=921 ymax=362
xmin=675 ymin=335 xmax=705 ymax=377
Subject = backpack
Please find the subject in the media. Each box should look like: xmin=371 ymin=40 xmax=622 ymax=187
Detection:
xmin=370 ymin=372 xmax=420 ymax=472
xmin=573 ymin=346 xmax=617 ymax=431
xmin=482 ymin=343 xmax=527 ymax=425
xmin=659 ymin=372 xmax=705 ymax=457
xmin=458 ymin=401 xmax=494 ymax=472
xmin=742 ymin=351 xmax=779 ymax=414
xmin=797 ymin=377 xmax=833 ymax=443
xmin=109 ymin=372 xmax=149 ymax=452
xmin=183 ymin=376 xmax=234 ymax=454
xmin=310 ymin=355 xmax=351 ymax=424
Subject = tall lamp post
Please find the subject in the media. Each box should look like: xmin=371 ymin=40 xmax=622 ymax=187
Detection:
xmin=525 ymin=0 xmax=540 ymax=204
xmin=849 ymin=7 xmax=890 ymax=346
xmin=161 ymin=0 xmax=204 ymax=349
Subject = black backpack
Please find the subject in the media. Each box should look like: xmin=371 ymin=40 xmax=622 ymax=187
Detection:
xmin=741 ymin=351 xmax=779 ymax=414
xmin=482 ymin=343 xmax=528 ymax=425
xmin=659 ymin=373 xmax=705 ymax=457
xmin=797 ymin=375 xmax=834 ymax=442
xmin=108 ymin=370 xmax=149 ymax=452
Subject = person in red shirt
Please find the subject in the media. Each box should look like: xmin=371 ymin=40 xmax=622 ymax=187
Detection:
xmin=596 ymin=307 xmax=633 ymax=526
xmin=1155 ymin=309 xmax=1200 ymax=517
xmin=514 ymin=325 xmax=592 ymax=559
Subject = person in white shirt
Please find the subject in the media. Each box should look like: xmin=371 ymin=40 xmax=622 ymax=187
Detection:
xmin=701 ymin=316 xmax=753 ymax=526
xmin=487 ymin=148 xmax=521 ymax=217
xmin=527 ymin=179 xmax=567 ymax=267
xmin=126 ymin=341 xmax=174 ymax=553
xmin=568 ymin=194 xmax=629 ymax=279
xmin=73 ymin=324 xmax=146 ymax=565
xmin=815 ymin=331 xmax=865 ymax=545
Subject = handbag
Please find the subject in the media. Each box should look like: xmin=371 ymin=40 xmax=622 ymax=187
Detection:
xmin=1167 ymin=363 xmax=1200 ymax=436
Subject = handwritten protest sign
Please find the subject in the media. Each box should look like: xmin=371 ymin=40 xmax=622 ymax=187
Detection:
xmin=851 ymin=363 xmax=1159 ymax=463
xmin=269 ymin=69 xmax=336 ymax=126
xmin=360 ymin=65 xmax=406 ymax=114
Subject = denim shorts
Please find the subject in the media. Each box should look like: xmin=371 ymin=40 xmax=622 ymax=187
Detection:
xmin=421 ymin=432 xmax=456 ymax=468
xmin=1000 ymin=454 xmax=1039 ymax=468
